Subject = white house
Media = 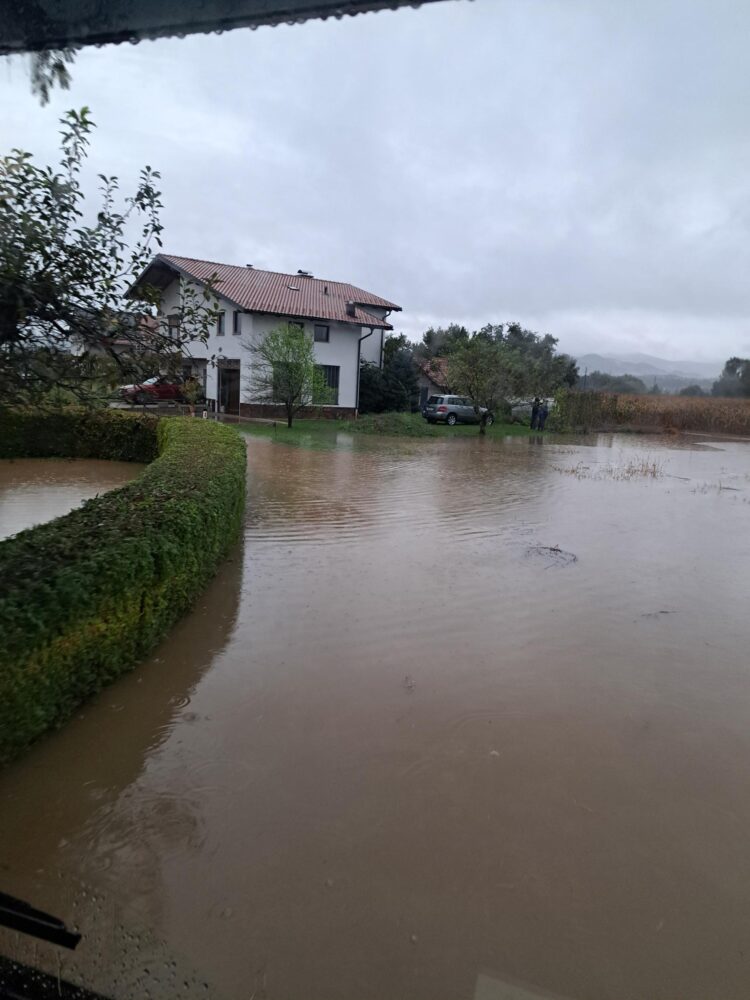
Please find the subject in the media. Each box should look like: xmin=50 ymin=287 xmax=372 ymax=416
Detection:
xmin=133 ymin=254 xmax=401 ymax=418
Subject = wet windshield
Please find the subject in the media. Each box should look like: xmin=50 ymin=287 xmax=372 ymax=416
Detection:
xmin=3 ymin=2 xmax=749 ymax=999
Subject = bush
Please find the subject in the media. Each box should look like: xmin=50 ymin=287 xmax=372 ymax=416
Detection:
xmin=0 ymin=409 xmax=246 ymax=765
xmin=0 ymin=408 xmax=160 ymax=462
xmin=358 ymin=362 xmax=410 ymax=414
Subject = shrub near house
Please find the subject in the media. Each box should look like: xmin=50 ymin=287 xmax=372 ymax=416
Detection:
xmin=0 ymin=409 xmax=246 ymax=765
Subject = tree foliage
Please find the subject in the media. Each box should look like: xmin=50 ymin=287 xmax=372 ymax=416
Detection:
xmin=679 ymin=383 xmax=705 ymax=397
xmin=358 ymin=333 xmax=418 ymax=414
xmin=415 ymin=323 xmax=471 ymax=358
xmin=415 ymin=320 xmax=577 ymax=397
xmin=712 ymin=357 xmax=750 ymax=398
xmin=447 ymin=338 xmax=524 ymax=433
xmin=0 ymin=107 xmax=219 ymax=408
xmin=244 ymin=322 xmax=332 ymax=427
xmin=29 ymin=49 xmax=76 ymax=105
xmin=583 ymin=371 xmax=649 ymax=394
xmin=438 ymin=324 xmax=577 ymax=432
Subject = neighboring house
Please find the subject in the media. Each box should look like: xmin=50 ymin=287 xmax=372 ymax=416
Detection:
xmin=132 ymin=254 xmax=401 ymax=417
xmin=416 ymin=357 xmax=451 ymax=409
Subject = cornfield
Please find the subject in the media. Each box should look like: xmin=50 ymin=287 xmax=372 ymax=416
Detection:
xmin=553 ymin=390 xmax=750 ymax=436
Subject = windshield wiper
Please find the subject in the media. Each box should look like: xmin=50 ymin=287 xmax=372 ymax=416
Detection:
xmin=0 ymin=892 xmax=81 ymax=950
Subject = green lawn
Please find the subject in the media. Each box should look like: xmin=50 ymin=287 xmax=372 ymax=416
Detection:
xmin=239 ymin=412 xmax=534 ymax=448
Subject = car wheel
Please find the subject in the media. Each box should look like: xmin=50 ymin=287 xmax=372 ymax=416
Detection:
xmin=134 ymin=392 xmax=150 ymax=406
xmin=446 ymin=413 xmax=458 ymax=426
xmin=485 ymin=413 xmax=495 ymax=426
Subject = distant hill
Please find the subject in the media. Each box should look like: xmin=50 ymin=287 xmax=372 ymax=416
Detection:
xmin=575 ymin=352 xmax=721 ymax=380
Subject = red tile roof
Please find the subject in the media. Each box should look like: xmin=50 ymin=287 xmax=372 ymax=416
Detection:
xmin=150 ymin=254 xmax=401 ymax=330
xmin=417 ymin=357 xmax=451 ymax=390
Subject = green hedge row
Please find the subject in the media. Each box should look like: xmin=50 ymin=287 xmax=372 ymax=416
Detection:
xmin=0 ymin=408 xmax=160 ymax=462
xmin=0 ymin=410 xmax=247 ymax=765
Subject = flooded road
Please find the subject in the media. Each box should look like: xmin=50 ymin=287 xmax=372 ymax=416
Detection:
xmin=0 ymin=458 xmax=143 ymax=541
xmin=2 ymin=433 xmax=750 ymax=1000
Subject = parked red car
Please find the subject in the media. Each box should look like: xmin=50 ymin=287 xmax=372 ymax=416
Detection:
xmin=119 ymin=376 xmax=189 ymax=405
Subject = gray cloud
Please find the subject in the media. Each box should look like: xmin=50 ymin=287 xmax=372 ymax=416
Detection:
xmin=2 ymin=0 xmax=749 ymax=364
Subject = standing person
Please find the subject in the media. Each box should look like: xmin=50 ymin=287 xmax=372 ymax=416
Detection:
xmin=537 ymin=400 xmax=550 ymax=431
xmin=530 ymin=397 xmax=540 ymax=430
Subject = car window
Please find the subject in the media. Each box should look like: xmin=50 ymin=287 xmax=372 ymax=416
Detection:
xmin=427 ymin=396 xmax=442 ymax=404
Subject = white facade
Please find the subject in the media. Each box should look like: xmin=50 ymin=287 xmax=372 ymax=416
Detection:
xmin=159 ymin=276 xmax=384 ymax=412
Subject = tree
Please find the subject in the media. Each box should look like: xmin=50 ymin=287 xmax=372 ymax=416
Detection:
xmin=488 ymin=323 xmax=578 ymax=390
xmin=0 ymin=107 xmax=219 ymax=409
xmin=358 ymin=333 xmax=418 ymax=414
xmin=679 ymin=384 xmax=705 ymax=397
xmin=415 ymin=320 xmax=578 ymax=395
xmin=29 ymin=50 xmax=76 ymax=105
xmin=358 ymin=362 xmax=408 ymax=413
xmin=414 ymin=323 xmax=470 ymax=359
xmin=712 ymin=357 xmax=750 ymax=398
xmin=244 ymin=323 xmax=332 ymax=427
xmin=583 ymin=371 xmax=648 ymax=394
xmin=448 ymin=337 xmax=525 ymax=434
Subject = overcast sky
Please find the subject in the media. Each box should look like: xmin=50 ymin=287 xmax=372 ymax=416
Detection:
xmin=2 ymin=0 xmax=749 ymax=365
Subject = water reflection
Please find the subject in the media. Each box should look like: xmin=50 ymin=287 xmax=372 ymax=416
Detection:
xmin=0 ymin=545 xmax=244 ymax=998
xmin=2 ymin=433 xmax=750 ymax=1000
xmin=0 ymin=458 xmax=143 ymax=540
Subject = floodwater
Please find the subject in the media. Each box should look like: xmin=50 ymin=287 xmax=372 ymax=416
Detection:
xmin=2 ymin=432 xmax=750 ymax=1000
xmin=0 ymin=458 xmax=143 ymax=541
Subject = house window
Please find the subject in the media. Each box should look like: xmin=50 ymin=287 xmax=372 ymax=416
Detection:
xmin=315 ymin=364 xmax=340 ymax=405
xmin=289 ymin=320 xmax=304 ymax=332
xmin=314 ymin=324 xmax=330 ymax=343
xmin=167 ymin=314 xmax=180 ymax=339
xmin=216 ymin=311 xmax=225 ymax=336
xmin=272 ymin=363 xmax=290 ymax=404
xmin=232 ymin=310 xmax=242 ymax=335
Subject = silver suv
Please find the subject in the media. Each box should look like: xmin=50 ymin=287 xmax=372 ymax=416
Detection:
xmin=423 ymin=395 xmax=494 ymax=426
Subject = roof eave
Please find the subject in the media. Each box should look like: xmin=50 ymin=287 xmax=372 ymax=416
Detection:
xmin=1 ymin=0 xmax=448 ymax=56
xmin=132 ymin=254 xmax=250 ymax=313
xmin=256 ymin=309 xmax=392 ymax=330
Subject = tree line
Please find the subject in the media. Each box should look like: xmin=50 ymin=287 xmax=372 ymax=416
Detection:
xmin=360 ymin=322 xmax=579 ymax=429
xmin=577 ymin=359 xmax=750 ymax=399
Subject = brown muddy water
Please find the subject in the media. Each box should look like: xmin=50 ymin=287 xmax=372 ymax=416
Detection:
xmin=0 ymin=458 xmax=143 ymax=541
xmin=1 ymin=433 xmax=750 ymax=1000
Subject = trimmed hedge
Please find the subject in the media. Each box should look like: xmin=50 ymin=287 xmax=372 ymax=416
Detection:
xmin=0 ymin=410 xmax=247 ymax=765
xmin=0 ymin=408 xmax=160 ymax=462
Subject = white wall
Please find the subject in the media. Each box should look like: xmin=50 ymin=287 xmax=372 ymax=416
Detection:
xmin=160 ymin=276 xmax=367 ymax=409
xmin=244 ymin=313 xmax=360 ymax=408
xmin=161 ymin=278 xmax=249 ymax=403
xmin=359 ymin=326 xmax=385 ymax=367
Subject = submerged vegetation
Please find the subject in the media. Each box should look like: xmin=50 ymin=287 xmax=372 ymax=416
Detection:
xmin=554 ymin=456 xmax=665 ymax=481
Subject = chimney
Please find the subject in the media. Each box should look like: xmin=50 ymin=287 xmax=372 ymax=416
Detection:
xmin=245 ymin=264 xmax=253 ymax=269
xmin=346 ymin=301 xmax=356 ymax=317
